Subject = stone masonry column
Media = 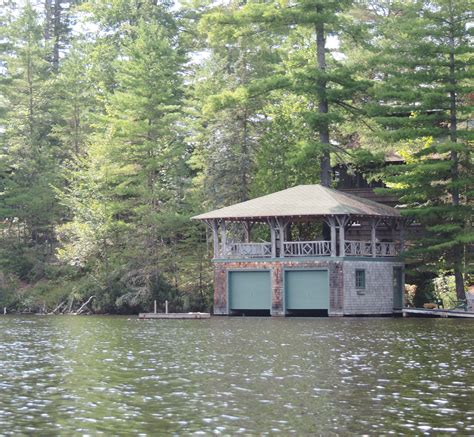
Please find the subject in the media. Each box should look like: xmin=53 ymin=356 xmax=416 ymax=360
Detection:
xmin=213 ymin=265 xmax=228 ymax=315
xmin=271 ymin=265 xmax=285 ymax=316
xmin=328 ymin=261 xmax=344 ymax=316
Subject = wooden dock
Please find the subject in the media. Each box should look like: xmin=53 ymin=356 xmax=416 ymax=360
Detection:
xmin=402 ymin=308 xmax=474 ymax=319
xmin=138 ymin=312 xmax=211 ymax=320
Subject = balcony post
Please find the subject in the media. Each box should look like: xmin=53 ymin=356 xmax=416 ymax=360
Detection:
xmin=210 ymin=219 xmax=219 ymax=259
xmin=220 ymin=220 xmax=227 ymax=258
xmin=276 ymin=218 xmax=287 ymax=258
xmin=269 ymin=219 xmax=277 ymax=258
xmin=371 ymin=218 xmax=377 ymax=258
xmin=325 ymin=217 xmax=337 ymax=257
xmin=340 ymin=225 xmax=345 ymax=257
xmin=279 ymin=223 xmax=285 ymax=258
xmin=336 ymin=215 xmax=349 ymax=257
xmin=244 ymin=221 xmax=252 ymax=243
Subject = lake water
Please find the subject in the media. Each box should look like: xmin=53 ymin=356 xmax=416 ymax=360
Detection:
xmin=0 ymin=315 xmax=473 ymax=435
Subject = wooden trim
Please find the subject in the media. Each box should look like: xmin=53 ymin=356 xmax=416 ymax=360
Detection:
xmin=220 ymin=220 xmax=227 ymax=258
xmin=268 ymin=218 xmax=277 ymax=258
xmin=243 ymin=221 xmax=253 ymax=243
xmin=207 ymin=219 xmax=220 ymax=259
xmin=336 ymin=215 xmax=350 ymax=257
xmin=275 ymin=218 xmax=289 ymax=258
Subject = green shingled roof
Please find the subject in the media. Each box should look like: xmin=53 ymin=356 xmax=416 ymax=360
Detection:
xmin=192 ymin=184 xmax=400 ymax=221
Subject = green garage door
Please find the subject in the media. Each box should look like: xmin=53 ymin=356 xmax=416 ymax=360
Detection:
xmin=229 ymin=271 xmax=271 ymax=310
xmin=285 ymin=270 xmax=329 ymax=310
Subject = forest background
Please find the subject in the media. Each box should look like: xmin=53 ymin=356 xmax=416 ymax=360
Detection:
xmin=0 ymin=0 xmax=472 ymax=314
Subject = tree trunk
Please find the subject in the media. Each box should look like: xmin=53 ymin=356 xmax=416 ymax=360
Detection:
xmin=52 ymin=0 xmax=61 ymax=72
xmin=448 ymin=17 xmax=465 ymax=301
xmin=238 ymin=39 xmax=250 ymax=202
xmin=240 ymin=109 xmax=250 ymax=202
xmin=75 ymin=296 xmax=95 ymax=315
xmin=44 ymin=0 xmax=52 ymax=41
xmin=315 ymin=6 xmax=331 ymax=187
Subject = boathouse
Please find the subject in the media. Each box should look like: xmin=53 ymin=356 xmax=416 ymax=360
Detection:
xmin=193 ymin=185 xmax=405 ymax=316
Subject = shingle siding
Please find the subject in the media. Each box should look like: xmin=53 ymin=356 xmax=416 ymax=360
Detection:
xmin=343 ymin=261 xmax=404 ymax=315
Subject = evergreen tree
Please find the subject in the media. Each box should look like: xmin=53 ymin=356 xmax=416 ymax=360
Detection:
xmin=252 ymin=93 xmax=318 ymax=195
xmin=366 ymin=0 xmax=473 ymax=299
xmin=191 ymin=1 xmax=281 ymax=206
xmin=0 ymin=0 xmax=471 ymax=312
xmin=0 ymin=3 xmax=61 ymax=279
xmin=58 ymin=14 xmax=195 ymax=310
xmin=51 ymin=43 xmax=95 ymax=157
xmin=201 ymin=0 xmax=366 ymax=188
xmin=44 ymin=0 xmax=80 ymax=72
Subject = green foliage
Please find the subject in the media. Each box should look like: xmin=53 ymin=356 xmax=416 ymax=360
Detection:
xmin=0 ymin=3 xmax=64 ymax=291
xmin=366 ymin=0 xmax=473 ymax=298
xmin=195 ymin=0 xmax=369 ymax=194
xmin=252 ymin=94 xmax=319 ymax=195
xmin=433 ymin=275 xmax=458 ymax=309
xmin=55 ymin=4 xmax=212 ymax=314
xmin=0 ymin=0 xmax=471 ymax=313
xmin=381 ymin=140 xmax=473 ymax=274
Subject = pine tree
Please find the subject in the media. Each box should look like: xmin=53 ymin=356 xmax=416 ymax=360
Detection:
xmin=191 ymin=1 xmax=281 ymax=206
xmin=44 ymin=0 xmax=79 ymax=72
xmin=252 ymin=93 xmax=318 ymax=195
xmin=0 ymin=3 xmax=61 ymax=279
xmin=51 ymin=43 xmax=95 ymax=157
xmin=200 ymin=0 xmax=366 ymax=188
xmin=366 ymin=0 xmax=473 ymax=299
xmin=58 ymin=14 xmax=193 ymax=310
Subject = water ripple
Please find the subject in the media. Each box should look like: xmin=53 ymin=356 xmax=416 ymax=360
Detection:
xmin=0 ymin=316 xmax=473 ymax=434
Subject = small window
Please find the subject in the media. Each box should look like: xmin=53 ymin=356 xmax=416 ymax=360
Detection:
xmin=355 ymin=269 xmax=366 ymax=289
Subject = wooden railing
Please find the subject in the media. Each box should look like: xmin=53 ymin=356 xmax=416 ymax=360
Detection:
xmin=375 ymin=242 xmax=399 ymax=257
xmin=344 ymin=240 xmax=373 ymax=257
xmin=223 ymin=242 xmax=272 ymax=258
xmin=283 ymin=240 xmax=331 ymax=257
xmin=219 ymin=240 xmax=399 ymax=259
xmin=344 ymin=240 xmax=399 ymax=257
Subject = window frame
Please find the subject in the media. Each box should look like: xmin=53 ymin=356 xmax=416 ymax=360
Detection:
xmin=355 ymin=269 xmax=366 ymax=290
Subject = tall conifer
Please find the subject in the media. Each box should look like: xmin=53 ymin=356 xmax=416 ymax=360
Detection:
xmin=366 ymin=0 xmax=473 ymax=299
xmin=0 ymin=3 xmax=60 ymax=272
xmin=201 ymin=0 xmax=365 ymax=188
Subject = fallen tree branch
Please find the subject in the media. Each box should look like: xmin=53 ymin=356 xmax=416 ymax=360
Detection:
xmin=50 ymin=301 xmax=65 ymax=314
xmin=66 ymin=297 xmax=74 ymax=313
xmin=75 ymin=296 xmax=95 ymax=315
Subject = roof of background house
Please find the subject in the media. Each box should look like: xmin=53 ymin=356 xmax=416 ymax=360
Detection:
xmin=192 ymin=184 xmax=400 ymax=221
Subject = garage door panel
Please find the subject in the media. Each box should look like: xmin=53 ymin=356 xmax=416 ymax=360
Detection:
xmin=285 ymin=270 xmax=329 ymax=310
xmin=229 ymin=271 xmax=271 ymax=310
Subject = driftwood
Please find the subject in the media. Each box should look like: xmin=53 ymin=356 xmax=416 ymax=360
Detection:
xmin=75 ymin=296 xmax=95 ymax=315
xmin=67 ymin=297 xmax=74 ymax=313
xmin=41 ymin=296 xmax=96 ymax=315
xmin=50 ymin=301 xmax=66 ymax=314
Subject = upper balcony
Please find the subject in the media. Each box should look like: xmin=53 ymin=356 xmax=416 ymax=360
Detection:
xmin=192 ymin=185 xmax=406 ymax=261
xmin=220 ymin=239 xmax=400 ymax=260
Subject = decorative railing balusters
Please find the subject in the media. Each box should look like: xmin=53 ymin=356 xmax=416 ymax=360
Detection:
xmin=375 ymin=242 xmax=399 ymax=257
xmin=220 ymin=240 xmax=399 ymax=259
xmin=344 ymin=240 xmax=399 ymax=257
xmin=223 ymin=242 xmax=272 ymax=258
xmin=283 ymin=241 xmax=332 ymax=257
xmin=344 ymin=240 xmax=373 ymax=257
